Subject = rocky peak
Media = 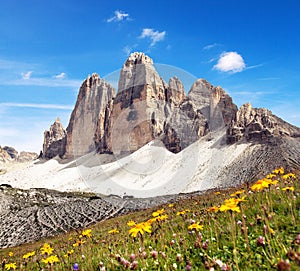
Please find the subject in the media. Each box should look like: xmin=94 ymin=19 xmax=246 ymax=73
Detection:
xmin=64 ymin=73 xmax=116 ymax=158
xmin=118 ymin=52 xmax=164 ymax=97
xmin=126 ymin=52 xmax=154 ymax=65
xmin=0 ymin=146 xmax=12 ymax=163
xmin=167 ymin=77 xmax=185 ymax=106
xmin=2 ymin=146 xmax=18 ymax=159
xmin=227 ymin=103 xmax=300 ymax=143
xmin=188 ymin=79 xmax=237 ymax=130
xmin=43 ymin=118 xmax=66 ymax=159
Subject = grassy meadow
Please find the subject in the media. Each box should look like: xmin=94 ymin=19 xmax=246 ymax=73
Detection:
xmin=0 ymin=168 xmax=299 ymax=270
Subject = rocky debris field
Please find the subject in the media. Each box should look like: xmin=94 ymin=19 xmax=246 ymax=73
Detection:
xmin=0 ymin=184 xmax=188 ymax=248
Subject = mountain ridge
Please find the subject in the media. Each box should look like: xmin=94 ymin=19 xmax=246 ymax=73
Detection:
xmin=43 ymin=52 xmax=299 ymax=161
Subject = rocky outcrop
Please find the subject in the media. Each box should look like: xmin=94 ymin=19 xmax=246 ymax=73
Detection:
xmin=188 ymin=79 xmax=238 ymax=130
xmin=2 ymin=146 xmax=18 ymax=159
xmin=64 ymin=74 xmax=116 ymax=158
xmin=0 ymin=185 xmax=186 ymax=248
xmin=18 ymin=151 xmax=39 ymax=162
xmin=0 ymin=146 xmax=12 ymax=163
xmin=43 ymin=118 xmax=66 ymax=159
xmin=227 ymin=103 xmax=300 ymax=143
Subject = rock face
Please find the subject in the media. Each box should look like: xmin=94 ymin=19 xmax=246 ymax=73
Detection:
xmin=0 ymin=146 xmax=12 ymax=163
xmin=2 ymin=146 xmax=18 ymax=159
xmin=102 ymin=52 xmax=169 ymax=154
xmin=227 ymin=103 xmax=300 ymax=143
xmin=18 ymin=151 xmax=39 ymax=162
xmin=0 ymin=146 xmax=38 ymax=165
xmin=64 ymin=74 xmax=116 ymax=158
xmin=43 ymin=118 xmax=66 ymax=159
xmin=188 ymin=79 xmax=238 ymax=130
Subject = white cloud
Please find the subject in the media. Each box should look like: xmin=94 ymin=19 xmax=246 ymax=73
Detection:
xmin=0 ymin=102 xmax=74 ymax=110
xmin=21 ymin=71 xmax=33 ymax=80
xmin=140 ymin=28 xmax=166 ymax=47
xmin=213 ymin=52 xmax=246 ymax=73
xmin=54 ymin=72 xmax=66 ymax=79
xmin=107 ymin=10 xmax=130 ymax=23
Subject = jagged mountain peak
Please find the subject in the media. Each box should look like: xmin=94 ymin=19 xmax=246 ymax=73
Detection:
xmin=125 ymin=52 xmax=154 ymax=65
xmin=118 ymin=52 xmax=160 ymax=92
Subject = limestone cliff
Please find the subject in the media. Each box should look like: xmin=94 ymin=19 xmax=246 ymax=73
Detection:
xmin=64 ymin=74 xmax=116 ymax=158
xmin=43 ymin=118 xmax=66 ymax=159
xmin=227 ymin=103 xmax=300 ymax=143
xmin=188 ymin=79 xmax=238 ymax=130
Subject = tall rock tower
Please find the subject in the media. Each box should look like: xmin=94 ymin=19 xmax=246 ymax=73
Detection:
xmin=64 ymin=74 xmax=116 ymax=158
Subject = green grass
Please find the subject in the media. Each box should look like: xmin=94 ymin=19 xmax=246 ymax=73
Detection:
xmin=1 ymin=168 xmax=299 ymax=270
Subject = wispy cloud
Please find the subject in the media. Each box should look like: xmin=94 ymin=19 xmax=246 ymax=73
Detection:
xmin=140 ymin=28 xmax=166 ymax=47
xmin=0 ymin=102 xmax=74 ymax=110
xmin=213 ymin=51 xmax=246 ymax=73
xmin=203 ymin=43 xmax=218 ymax=50
xmin=122 ymin=44 xmax=138 ymax=56
xmin=245 ymin=64 xmax=264 ymax=70
xmin=21 ymin=71 xmax=33 ymax=80
xmin=53 ymin=72 xmax=66 ymax=79
xmin=107 ymin=10 xmax=130 ymax=23
xmin=257 ymin=77 xmax=280 ymax=81
xmin=0 ymin=59 xmax=35 ymax=70
xmin=1 ymin=77 xmax=82 ymax=88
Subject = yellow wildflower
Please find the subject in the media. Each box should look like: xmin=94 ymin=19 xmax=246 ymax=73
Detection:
xmin=214 ymin=191 xmax=221 ymax=195
xmin=149 ymin=214 xmax=168 ymax=223
xmin=82 ymin=229 xmax=92 ymax=238
xmin=40 ymin=243 xmax=54 ymax=255
xmin=4 ymin=263 xmax=17 ymax=270
xmin=72 ymin=240 xmax=85 ymax=247
xmin=23 ymin=251 xmax=35 ymax=259
xmin=207 ymin=206 xmax=219 ymax=213
xmin=127 ymin=220 xmax=136 ymax=227
xmin=266 ymin=173 xmax=277 ymax=179
xmin=234 ymin=196 xmax=247 ymax=204
xmin=282 ymin=186 xmax=295 ymax=191
xmin=64 ymin=249 xmax=74 ymax=258
xmin=230 ymin=189 xmax=245 ymax=197
xmin=8 ymin=252 xmax=13 ymax=257
xmin=176 ymin=211 xmax=186 ymax=216
xmin=272 ymin=167 xmax=284 ymax=175
xmin=41 ymin=255 xmax=60 ymax=265
xmin=188 ymin=222 xmax=204 ymax=231
xmin=251 ymin=178 xmax=277 ymax=191
xmin=282 ymin=173 xmax=296 ymax=180
xmin=168 ymin=203 xmax=174 ymax=208
xmin=108 ymin=228 xmax=119 ymax=234
xmin=152 ymin=208 xmax=165 ymax=217
xmin=129 ymin=222 xmax=152 ymax=238
xmin=269 ymin=228 xmax=275 ymax=235
xmin=219 ymin=198 xmax=242 ymax=213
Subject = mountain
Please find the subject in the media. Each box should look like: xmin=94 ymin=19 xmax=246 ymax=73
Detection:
xmin=0 ymin=146 xmax=38 ymax=164
xmin=5 ymin=52 xmax=298 ymax=197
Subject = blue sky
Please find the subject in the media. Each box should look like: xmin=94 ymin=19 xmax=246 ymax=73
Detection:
xmin=0 ymin=0 xmax=299 ymax=152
